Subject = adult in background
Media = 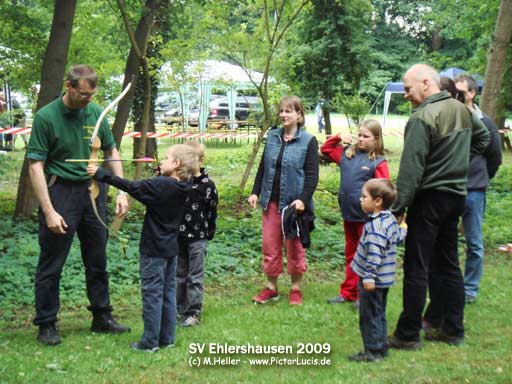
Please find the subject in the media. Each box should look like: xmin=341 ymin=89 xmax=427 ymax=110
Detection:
xmin=315 ymin=97 xmax=325 ymax=134
xmin=27 ymin=64 xmax=130 ymax=346
xmin=248 ymin=95 xmax=319 ymax=306
xmin=455 ymin=75 xmax=502 ymax=303
xmin=388 ymin=64 xmax=489 ymax=349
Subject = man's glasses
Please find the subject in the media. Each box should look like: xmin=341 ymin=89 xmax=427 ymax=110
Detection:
xmin=73 ymin=87 xmax=96 ymax=99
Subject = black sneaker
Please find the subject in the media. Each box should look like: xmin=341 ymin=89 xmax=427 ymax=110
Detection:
xmin=387 ymin=335 xmax=422 ymax=350
xmin=37 ymin=323 xmax=61 ymax=346
xmin=424 ymin=330 xmax=464 ymax=346
xmin=348 ymin=350 xmax=383 ymax=362
xmin=91 ymin=313 xmax=130 ymax=334
xmin=130 ymin=342 xmax=159 ymax=353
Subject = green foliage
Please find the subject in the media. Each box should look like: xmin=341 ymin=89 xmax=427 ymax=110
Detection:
xmin=286 ymin=0 xmax=373 ymax=102
xmin=1 ymin=265 xmax=511 ymax=383
xmin=333 ymin=94 xmax=371 ymax=131
xmin=0 ymin=1 xmax=52 ymax=92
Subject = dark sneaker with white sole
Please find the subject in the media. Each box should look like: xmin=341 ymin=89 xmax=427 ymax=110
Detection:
xmin=130 ymin=342 xmax=159 ymax=353
xmin=91 ymin=313 xmax=130 ymax=334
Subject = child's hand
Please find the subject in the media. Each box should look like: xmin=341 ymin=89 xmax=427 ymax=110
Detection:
xmin=340 ymin=133 xmax=354 ymax=145
xmin=291 ymin=199 xmax=305 ymax=212
xmin=87 ymin=164 xmax=99 ymax=176
xmin=248 ymin=194 xmax=259 ymax=209
xmin=363 ymin=281 xmax=376 ymax=292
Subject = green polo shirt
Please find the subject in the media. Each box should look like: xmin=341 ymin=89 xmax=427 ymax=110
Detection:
xmin=27 ymin=97 xmax=115 ymax=181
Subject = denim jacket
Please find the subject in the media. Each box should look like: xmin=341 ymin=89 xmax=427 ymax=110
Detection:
xmin=259 ymin=128 xmax=314 ymax=211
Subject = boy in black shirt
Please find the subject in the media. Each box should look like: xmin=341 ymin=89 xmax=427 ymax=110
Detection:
xmin=87 ymin=144 xmax=197 ymax=351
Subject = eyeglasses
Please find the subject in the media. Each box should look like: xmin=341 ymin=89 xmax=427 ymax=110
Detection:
xmin=78 ymin=91 xmax=96 ymax=99
xmin=73 ymin=87 xmax=96 ymax=99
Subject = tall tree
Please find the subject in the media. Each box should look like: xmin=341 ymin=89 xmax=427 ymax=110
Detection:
xmin=14 ymin=0 xmax=77 ymax=218
xmin=206 ymin=0 xmax=309 ymax=191
xmin=480 ymin=0 xmax=512 ymax=123
xmin=115 ymin=0 xmax=166 ymax=179
xmin=285 ymin=0 xmax=373 ymax=135
xmin=110 ymin=0 xmax=162 ymax=149
xmin=0 ymin=1 xmax=52 ymax=93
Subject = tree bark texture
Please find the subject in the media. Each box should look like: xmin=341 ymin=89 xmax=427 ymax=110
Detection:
xmin=111 ymin=0 xmax=161 ymax=148
xmin=14 ymin=0 xmax=77 ymax=219
xmin=480 ymin=0 xmax=512 ymax=123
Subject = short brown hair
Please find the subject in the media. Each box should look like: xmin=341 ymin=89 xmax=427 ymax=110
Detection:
xmin=363 ymin=178 xmax=397 ymax=209
xmin=278 ymin=95 xmax=305 ymax=127
xmin=66 ymin=64 xmax=98 ymax=88
xmin=455 ymin=74 xmax=478 ymax=94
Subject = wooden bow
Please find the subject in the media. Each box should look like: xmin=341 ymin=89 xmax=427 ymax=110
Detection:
xmin=89 ymin=81 xmax=133 ymax=230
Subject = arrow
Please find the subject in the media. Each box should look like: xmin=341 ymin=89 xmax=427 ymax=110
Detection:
xmin=65 ymin=157 xmax=155 ymax=163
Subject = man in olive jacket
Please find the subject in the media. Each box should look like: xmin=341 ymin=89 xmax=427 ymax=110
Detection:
xmin=388 ymin=64 xmax=490 ymax=350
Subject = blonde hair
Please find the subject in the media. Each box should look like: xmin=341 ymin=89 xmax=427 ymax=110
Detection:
xmin=345 ymin=119 xmax=385 ymax=160
xmin=278 ymin=95 xmax=305 ymax=127
xmin=185 ymin=140 xmax=205 ymax=173
xmin=167 ymin=144 xmax=198 ymax=181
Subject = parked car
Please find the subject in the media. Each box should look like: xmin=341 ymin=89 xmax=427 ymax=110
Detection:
xmin=207 ymin=95 xmax=262 ymax=128
xmin=159 ymin=95 xmax=262 ymax=128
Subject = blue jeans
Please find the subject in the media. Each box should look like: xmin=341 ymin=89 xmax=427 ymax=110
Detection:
xmin=358 ymin=280 xmax=389 ymax=351
xmin=139 ymin=255 xmax=177 ymax=348
xmin=177 ymin=239 xmax=207 ymax=318
xmin=463 ymin=190 xmax=486 ymax=299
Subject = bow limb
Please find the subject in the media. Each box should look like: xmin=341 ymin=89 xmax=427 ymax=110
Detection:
xmin=88 ymin=136 xmax=109 ymax=230
xmin=88 ymin=80 xmax=132 ymax=230
xmin=90 ymin=80 xmax=133 ymax=143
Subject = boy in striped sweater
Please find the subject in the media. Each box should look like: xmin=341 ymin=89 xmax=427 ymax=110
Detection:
xmin=349 ymin=179 xmax=406 ymax=362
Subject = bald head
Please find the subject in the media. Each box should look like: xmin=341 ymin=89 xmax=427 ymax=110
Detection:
xmin=403 ymin=64 xmax=441 ymax=107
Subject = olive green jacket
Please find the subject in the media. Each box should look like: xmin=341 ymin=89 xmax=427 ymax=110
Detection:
xmin=392 ymin=91 xmax=490 ymax=214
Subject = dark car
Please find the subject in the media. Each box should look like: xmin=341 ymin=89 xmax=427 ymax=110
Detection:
xmin=207 ymin=95 xmax=262 ymax=128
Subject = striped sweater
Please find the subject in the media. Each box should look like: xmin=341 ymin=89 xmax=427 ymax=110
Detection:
xmin=351 ymin=210 xmax=406 ymax=288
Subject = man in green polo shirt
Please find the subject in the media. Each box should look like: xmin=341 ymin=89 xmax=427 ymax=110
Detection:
xmin=27 ymin=64 xmax=130 ymax=346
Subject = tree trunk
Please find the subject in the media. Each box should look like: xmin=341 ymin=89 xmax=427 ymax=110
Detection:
xmin=13 ymin=0 xmax=77 ymax=219
xmin=431 ymin=28 xmax=443 ymax=51
xmin=239 ymin=94 xmax=271 ymax=192
xmin=111 ymin=0 xmax=160 ymax=148
xmin=480 ymin=0 xmax=512 ymax=122
xmin=323 ymin=107 xmax=332 ymax=136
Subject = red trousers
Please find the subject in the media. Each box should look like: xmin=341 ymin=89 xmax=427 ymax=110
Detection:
xmin=262 ymin=201 xmax=307 ymax=277
xmin=339 ymin=221 xmax=364 ymax=301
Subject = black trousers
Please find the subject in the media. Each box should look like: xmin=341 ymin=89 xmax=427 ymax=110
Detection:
xmin=394 ymin=190 xmax=465 ymax=341
xmin=33 ymin=178 xmax=112 ymax=325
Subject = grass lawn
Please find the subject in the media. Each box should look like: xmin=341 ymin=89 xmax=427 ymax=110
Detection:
xmin=1 ymin=259 xmax=511 ymax=384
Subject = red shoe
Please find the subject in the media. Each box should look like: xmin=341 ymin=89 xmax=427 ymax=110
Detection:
xmin=252 ymin=288 xmax=279 ymax=304
xmin=289 ymin=289 xmax=303 ymax=305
